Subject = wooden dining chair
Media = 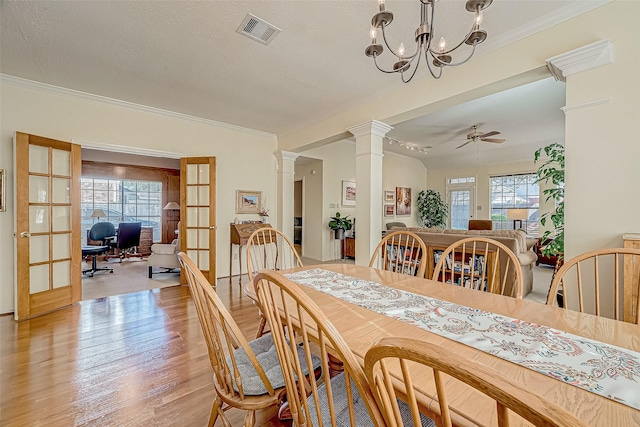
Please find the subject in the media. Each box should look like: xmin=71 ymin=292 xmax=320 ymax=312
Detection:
xmin=246 ymin=227 xmax=303 ymax=338
xmin=178 ymin=252 xmax=288 ymax=427
xmin=365 ymin=337 xmax=588 ymax=427
xmin=254 ymin=269 xmax=387 ymax=427
xmin=546 ymin=247 xmax=640 ymax=324
xmin=432 ymin=237 xmax=524 ymax=299
xmin=370 ymin=231 xmax=427 ymax=278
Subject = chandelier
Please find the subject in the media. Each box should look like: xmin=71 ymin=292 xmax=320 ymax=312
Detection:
xmin=365 ymin=0 xmax=492 ymax=83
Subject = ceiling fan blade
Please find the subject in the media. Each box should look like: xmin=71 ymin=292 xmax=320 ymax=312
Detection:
xmin=455 ymin=140 xmax=473 ymax=149
xmin=480 ymin=131 xmax=500 ymax=138
xmin=482 ymin=138 xmax=506 ymax=143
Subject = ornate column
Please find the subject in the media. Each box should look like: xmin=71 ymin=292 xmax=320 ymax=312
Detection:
xmin=275 ymin=150 xmax=299 ymax=242
xmin=347 ymin=120 xmax=393 ymax=265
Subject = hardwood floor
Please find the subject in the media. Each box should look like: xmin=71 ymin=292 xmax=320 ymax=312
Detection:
xmin=0 ymin=276 xmax=289 ymax=427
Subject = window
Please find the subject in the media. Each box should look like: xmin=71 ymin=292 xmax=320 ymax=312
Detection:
xmin=490 ymin=173 xmax=539 ymax=235
xmin=81 ymin=178 xmax=162 ymax=243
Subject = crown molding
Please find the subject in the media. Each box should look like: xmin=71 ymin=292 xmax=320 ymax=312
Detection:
xmin=72 ymin=138 xmax=183 ymax=159
xmin=546 ymin=40 xmax=613 ymax=82
xmin=0 ymin=74 xmax=276 ymax=139
xmin=561 ymin=97 xmax=613 ymax=113
xmin=479 ymin=0 xmax=613 ymax=57
xmin=348 ymin=120 xmax=393 ymax=139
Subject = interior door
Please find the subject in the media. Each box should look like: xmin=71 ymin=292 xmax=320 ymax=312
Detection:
xmin=180 ymin=157 xmax=216 ymax=282
xmin=448 ymin=187 xmax=475 ymax=230
xmin=14 ymin=132 xmax=82 ymax=320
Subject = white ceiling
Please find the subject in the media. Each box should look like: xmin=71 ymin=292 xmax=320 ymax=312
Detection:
xmin=1 ymin=1 xmax=604 ymax=165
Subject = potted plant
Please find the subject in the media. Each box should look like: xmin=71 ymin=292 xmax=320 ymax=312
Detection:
xmin=328 ymin=212 xmax=352 ymax=240
xmin=535 ymin=142 xmax=565 ymax=305
xmin=416 ymin=189 xmax=448 ymax=229
xmin=534 ymin=142 xmax=564 ymax=258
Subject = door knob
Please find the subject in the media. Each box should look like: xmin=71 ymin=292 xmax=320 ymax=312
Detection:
xmin=20 ymin=231 xmax=31 ymax=238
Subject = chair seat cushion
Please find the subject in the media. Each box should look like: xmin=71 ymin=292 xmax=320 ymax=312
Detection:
xmin=307 ymin=372 xmax=435 ymax=427
xmin=228 ymin=333 xmax=320 ymax=396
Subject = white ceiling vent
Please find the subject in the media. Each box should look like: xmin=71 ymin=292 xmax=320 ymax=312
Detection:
xmin=236 ymin=14 xmax=281 ymax=46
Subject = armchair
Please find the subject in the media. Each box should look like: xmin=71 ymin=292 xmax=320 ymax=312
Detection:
xmin=148 ymin=229 xmax=180 ymax=278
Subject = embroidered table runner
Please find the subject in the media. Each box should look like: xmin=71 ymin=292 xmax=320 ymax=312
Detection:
xmin=284 ymin=268 xmax=640 ymax=410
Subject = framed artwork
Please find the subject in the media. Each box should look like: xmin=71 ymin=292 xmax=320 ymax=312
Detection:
xmin=395 ymin=187 xmax=412 ymax=216
xmin=384 ymin=190 xmax=395 ymax=203
xmin=342 ymin=180 xmax=356 ymax=206
xmin=384 ymin=204 xmax=395 ymax=217
xmin=236 ymin=190 xmax=262 ymax=214
xmin=0 ymin=169 xmax=5 ymax=212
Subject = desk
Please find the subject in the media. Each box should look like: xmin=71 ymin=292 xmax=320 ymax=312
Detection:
xmin=229 ymin=222 xmax=272 ymax=284
xmin=281 ymin=264 xmax=640 ymax=426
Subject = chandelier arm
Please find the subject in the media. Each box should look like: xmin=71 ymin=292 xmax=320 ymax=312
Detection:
xmin=424 ymin=49 xmax=444 ymax=79
xmin=380 ymin=26 xmax=419 ymax=61
xmin=373 ymin=54 xmax=404 ymax=74
xmin=401 ymin=46 xmax=424 ymax=83
xmin=428 ymin=23 xmax=478 ymax=56
xmin=435 ymin=43 xmax=478 ymax=68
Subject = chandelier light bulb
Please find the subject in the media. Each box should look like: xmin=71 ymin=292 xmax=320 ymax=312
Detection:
xmin=378 ymin=0 xmax=385 ymax=11
xmin=439 ymin=37 xmax=446 ymax=53
xmin=370 ymin=27 xmax=377 ymax=42
xmin=398 ymin=42 xmax=405 ymax=58
xmin=475 ymin=10 xmax=483 ymax=26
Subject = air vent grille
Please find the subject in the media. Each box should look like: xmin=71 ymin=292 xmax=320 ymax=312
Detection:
xmin=236 ymin=14 xmax=281 ymax=45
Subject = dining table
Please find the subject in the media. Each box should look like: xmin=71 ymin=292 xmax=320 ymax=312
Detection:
xmin=274 ymin=263 xmax=640 ymax=427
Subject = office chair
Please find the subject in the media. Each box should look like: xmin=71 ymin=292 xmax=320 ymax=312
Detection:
xmin=114 ymin=222 xmax=142 ymax=262
xmin=82 ymin=222 xmax=116 ymax=277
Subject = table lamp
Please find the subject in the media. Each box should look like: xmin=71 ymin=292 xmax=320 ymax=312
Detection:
xmin=507 ymin=208 xmax=528 ymax=230
xmin=163 ymin=202 xmax=180 ymax=211
xmin=91 ymin=208 xmax=107 ymax=222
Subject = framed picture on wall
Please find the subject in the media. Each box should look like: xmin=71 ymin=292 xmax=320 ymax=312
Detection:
xmin=396 ymin=187 xmax=412 ymax=216
xmin=236 ymin=190 xmax=262 ymax=214
xmin=384 ymin=204 xmax=395 ymax=217
xmin=342 ymin=180 xmax=356 ymax=206
xmin=384 ymin=190 xmax=395 ymax=203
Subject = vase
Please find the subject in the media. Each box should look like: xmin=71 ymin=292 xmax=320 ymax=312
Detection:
xmin=334 ymin=228 xmax=345 ymax=240
xmin=260 ymin=216 xmax=267 ymax=224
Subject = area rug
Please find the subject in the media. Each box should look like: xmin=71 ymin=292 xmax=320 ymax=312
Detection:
xmin=81 ymin=257 xmax=181 ymax=300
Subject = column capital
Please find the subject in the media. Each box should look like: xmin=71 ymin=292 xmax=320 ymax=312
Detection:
xmin=275 ymin=150 xmax=300 ymax=162
xmin=347 ymin=120 xmax=393 ymax=139
xmin=546 ymin=40 xmax=613 ymax=82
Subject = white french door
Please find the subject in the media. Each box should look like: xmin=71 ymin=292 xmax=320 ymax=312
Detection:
xmin=448 ymin=187 xmax=475 ymax=230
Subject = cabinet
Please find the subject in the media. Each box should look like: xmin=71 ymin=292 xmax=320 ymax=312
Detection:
xmin=428 ymin=245 xmax=497 ymax=293
xmin=343 ymin=237 xmax=355 ymax=259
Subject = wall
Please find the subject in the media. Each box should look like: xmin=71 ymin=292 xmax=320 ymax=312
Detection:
xmin=427 ymin=159 xmax=556 ymax=235
xmin=0 ymin=78 xmax=277 ymax=314
xmin=294 ymin=159 xmax=323 ymax=261
xmin=300 ymin=140 xmax=427 ymax=261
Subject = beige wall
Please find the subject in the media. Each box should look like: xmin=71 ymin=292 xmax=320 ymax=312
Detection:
xmin=300 ymin=140 xmax=427 ymax=261
xmin=0 ymin=79 xmax=277 ymax=313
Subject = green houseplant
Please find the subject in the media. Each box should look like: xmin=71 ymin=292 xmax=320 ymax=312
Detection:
xmin=416 ymin=190 xmax=448 ymax=229
xmin=328 ymin=212 xmax=352 ymax=240
xmin=534 ymin=142 xmax=564 ymax=258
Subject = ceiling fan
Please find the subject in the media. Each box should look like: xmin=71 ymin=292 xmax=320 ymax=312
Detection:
xmin=455 ymin=125 xmax=506 ymax=149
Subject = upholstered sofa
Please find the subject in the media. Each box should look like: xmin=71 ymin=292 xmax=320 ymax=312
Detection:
xmin=392 ymin=226 xmax=538 ymax=296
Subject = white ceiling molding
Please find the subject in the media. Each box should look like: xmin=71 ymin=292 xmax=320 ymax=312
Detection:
xmin=275 ymin=150 xmax=300 ymax=162
xmin=561 ymin=97 xmax=613 ymax=114
xmin=347 ymin=120 xmax=393 ymax=139
xmin=0 ymin=74 xmax=276 ymax=139
xmin=73 ymin=138 xmax=183 ymax=159
xmin=546 ymin=40 xmax=613 ymax=82
xmin=479 ymin=0 xmax=613 ymax=57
